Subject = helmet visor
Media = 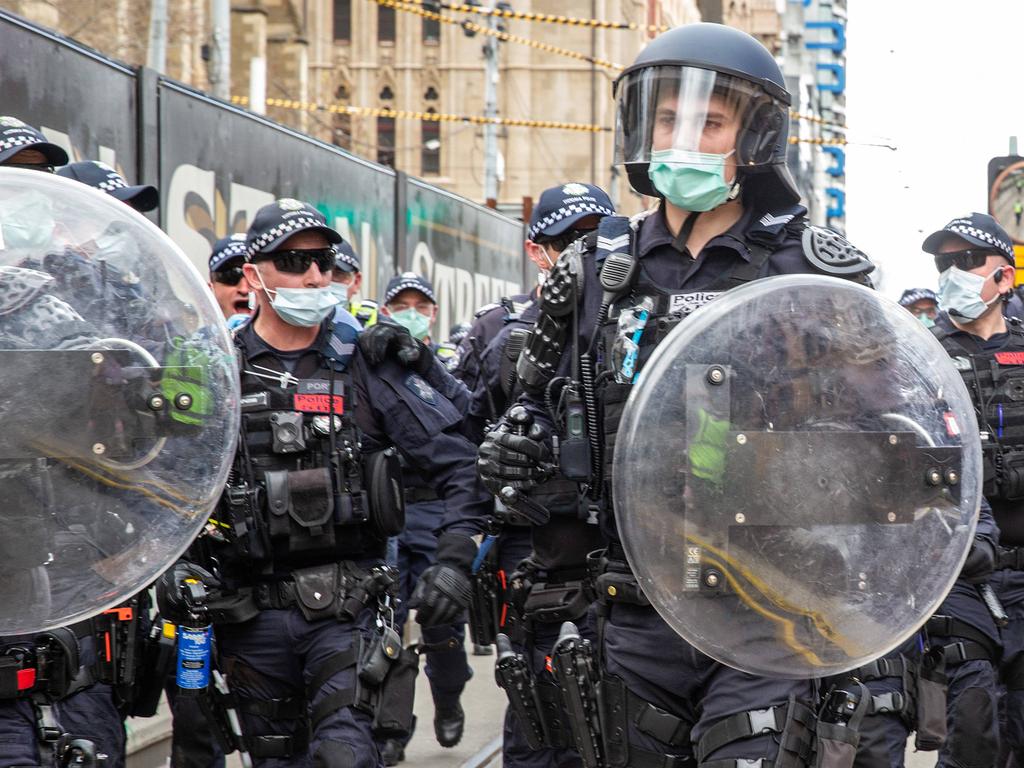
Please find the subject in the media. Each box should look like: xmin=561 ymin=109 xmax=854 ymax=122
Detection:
xmin=614 ymin=66 xmax=788 ymax=168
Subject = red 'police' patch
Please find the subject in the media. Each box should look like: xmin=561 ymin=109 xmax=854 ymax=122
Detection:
xmin=293 ymin=394 xmax=344 ymax=414
xmin=995 ymin=352 xmax=1024 ymax=365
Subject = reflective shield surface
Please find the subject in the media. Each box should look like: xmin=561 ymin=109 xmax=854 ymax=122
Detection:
xmin=613 ymin=275 xmax=980 ymax=678
xmin=0 ymin=168 xmax=238 ymax=634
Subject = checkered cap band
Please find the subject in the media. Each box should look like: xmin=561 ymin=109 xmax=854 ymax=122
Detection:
xmin=219 ymin=239 xmax=249 ymax=261
xmin=899 ymin=288 xmax=937 ymax=307
xmin=96 ymin=175 xmax=128 ymax=192
xmin=247 ymin=215 xmax=327 ymax=258
xmin=946 ymin=221 xmax=1013 ymax=260
xmin=384 ymin=276 xmax=436 ymax=305
xmin=0 ymin=135 xmax=40 ymax=154
xmin=528 ymin=201 xmax=614 ymax=241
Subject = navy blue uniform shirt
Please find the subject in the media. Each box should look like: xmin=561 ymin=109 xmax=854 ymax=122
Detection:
xmin=237 ymin=316 xmax=491 ymax=538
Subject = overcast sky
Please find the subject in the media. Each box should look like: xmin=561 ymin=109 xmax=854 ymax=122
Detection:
xmin=845 ymin=1 xmax=1024 ymax=298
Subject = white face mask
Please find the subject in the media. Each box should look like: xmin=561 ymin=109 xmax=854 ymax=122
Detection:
xmin=254 ymin=266 xmax=339 ymax=327
xmin=937 ymin=266 xmax=1004 ymax=321
xmin=0 ymin=190 xmax=55 ymax=250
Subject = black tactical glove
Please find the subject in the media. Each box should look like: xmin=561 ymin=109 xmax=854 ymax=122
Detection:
xmin=155 ymin=561 xmax=221 ymax=624
xmin=960 ymin=538 xmax=997 ymax=584
xmin=358 ymin=319 xmax=434 ymax=374
xmin=477 ymin=406 xmax=554 ymax=497
xmin=410 ymin=533 xmax=476 ymax=626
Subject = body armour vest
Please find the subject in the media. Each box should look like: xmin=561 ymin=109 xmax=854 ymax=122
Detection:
xmin=933 ymin=317 xmax=1024 ymax=544
xmin=594 ymin=220 xmax=779 ymax=498
xmin=212 ymin=323 xmax=404 ymax=585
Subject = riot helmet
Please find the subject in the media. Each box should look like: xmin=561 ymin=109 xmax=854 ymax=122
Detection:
xmin=613 ymin=23 xmax=798 ymax=208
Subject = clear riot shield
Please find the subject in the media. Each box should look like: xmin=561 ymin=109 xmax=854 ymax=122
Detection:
xmin=612 ymin=275 xmax=981 ymax=678
xmin=0 ymin=168 xmax=239 ymax=635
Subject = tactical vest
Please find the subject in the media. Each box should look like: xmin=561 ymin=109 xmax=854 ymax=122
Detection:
xmin=932 ymin=319 xmax=1024 ymax=504
xmin=215 ymin=321 xmax=404 ymax=584
xmin=593 ymin=217 xmax=781 ymax=496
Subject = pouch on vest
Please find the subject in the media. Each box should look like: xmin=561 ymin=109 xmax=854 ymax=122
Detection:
xmin=372 ymin=645 xmax=420 ymax=739
xmin=364 ymin=448 xmax=405 ymax=538
xmin=814 ymin=679 xmax=868 ymax=768
xmin=914 ymin=646 xmax=947 ymax=751
xmin=292 ymin=563 xmax=341 ymax=623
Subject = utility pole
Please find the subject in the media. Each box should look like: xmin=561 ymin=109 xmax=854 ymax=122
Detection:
xmin=482 ymin=0 xmax=500 ymax=207
xmin=147 ymin=0 xmax=168 ymax=73
xmin=210 ymin=0 xmax=231 ymax=100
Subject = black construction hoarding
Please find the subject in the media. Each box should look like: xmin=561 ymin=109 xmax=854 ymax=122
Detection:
xmin=406 ymin=179 xmax=525 ymax=339
xmin=0 ymin=10 xmax=138 ymax=181
xmin=158 ymin=80 xmax=398 ymax=301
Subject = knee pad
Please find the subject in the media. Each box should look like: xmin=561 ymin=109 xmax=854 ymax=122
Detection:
xmin=313 ymin=740 xmax=370 ymax=768
xmin=948 ymin=687 xmax=998 ymax=768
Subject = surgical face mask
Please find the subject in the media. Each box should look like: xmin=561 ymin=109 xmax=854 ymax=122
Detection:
xmin=389 ymin=307 xmax=432 ymax=340
xmin=327 ymin=282 xmax=351 ymax=305
xmin=937 ymin=266 xmax=1003 ymax=321
xmin=917 ymin=314 xmax=936 ymax=329
xmin=647 ymin=148 xmax=736 ymax=212
xmin=255 ymin=267 xmax=339 ymax=327
xmin=0 ymin=190 xmax=55 ymax=250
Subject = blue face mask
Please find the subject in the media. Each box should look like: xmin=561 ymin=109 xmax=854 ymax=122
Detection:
xmin=937 ymin=266 xmax=1002 ymax=321
xmin=255 ymin=267 xmax=339 ymax=327
xmin=647 ymin=148 xmax=737 ymax=212
xmin=917 ymin=314 xmax=936 ymax=329
xmin=389 ymin=307 xmax=432 ymax=340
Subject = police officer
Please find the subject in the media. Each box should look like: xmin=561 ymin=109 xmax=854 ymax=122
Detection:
xmin=375 ymin=272 xmax=473 ymax=759
xmin=475 ymin=183 xmax=613 ymax=768
xmin=206 ymin=233 xmax=253 ymax=327
xmin=920 ymin=213 xmax=1018 ymax=768
xmin=0 ymin=134 xmax=169 ymax=768
xmin=329 ymin=240 xmax=379 ymax=327
xmin=898 ymin=287 xmax=939 ymax=328
xmin=479 ymin=24 xmax=875 ymax=767
xmin=157 ymin=198 xmax=489 ymax=768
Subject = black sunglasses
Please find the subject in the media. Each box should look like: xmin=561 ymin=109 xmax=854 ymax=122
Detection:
xmin=536 ymin=228 xmax=595 ymax=255
xmin=3 ymin=162 xmax=54 ymax=173
xmin=934 ymin=249 xmax=1000 ymax=273
xmin=255 ymin=248 xmax=335 ymax=274
xmin=212 ymin=266 xmax=245 ymax=286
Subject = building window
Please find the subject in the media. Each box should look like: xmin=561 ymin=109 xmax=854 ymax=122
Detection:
xmin=333 ymin=0 xmax=351 ymax=41
xmin=422 ymin=115 xmax=440 ymax=175
xmin=378 ymin=6 xmax=396 ymax=42
xmin=423 ymin=15 xmax=440 ymax=44
xmin=378 ymin=116 xmax=395 ymax=167
xmin=424 ymin=85 xmax=439 ymax=101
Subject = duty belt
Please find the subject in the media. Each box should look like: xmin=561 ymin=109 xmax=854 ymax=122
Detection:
xmin=926 ymin=615 xmax=1000 ymax=664
xmin=998 ymin=546 xmax=1024 ymax=571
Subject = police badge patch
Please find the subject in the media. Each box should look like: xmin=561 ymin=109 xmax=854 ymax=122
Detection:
xmin=405 ymin=374 xmax=438 ymax=405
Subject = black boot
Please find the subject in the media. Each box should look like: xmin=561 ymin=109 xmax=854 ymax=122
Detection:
xmin=433 ymin=702 xmax=465 ymax=748
xmin=380 ymin=738 xmax=405 ymax=766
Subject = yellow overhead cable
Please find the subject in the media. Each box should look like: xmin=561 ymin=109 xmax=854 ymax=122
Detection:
xmin=414 ymin=0 xmax=672 ymax=32
xmin=374 ymin=1 xmax=850 ymax=134
xmin=789 ymin=136 xmax=848 ymax=146
xmin=373 ymin=0 xmax=623 ymax=71
xmin=789 ymin=110 xmax=846 ymax=132
xmin=231 ymin=95 xmax=609 ymax=132
xmin=236 ymin=96 xmax=882 ymax=145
